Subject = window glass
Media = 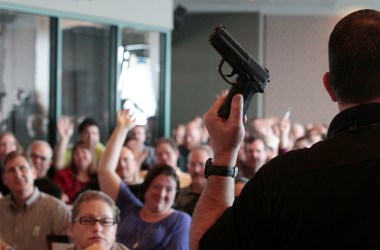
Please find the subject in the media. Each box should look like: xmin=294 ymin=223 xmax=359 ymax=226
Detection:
xmin=61 ymin=20 xmax=112 ymax=143
xmin=118 ymin=28 xmax=162 ymax=143
xmin=0 ymin=11 xmax=50 ymax=148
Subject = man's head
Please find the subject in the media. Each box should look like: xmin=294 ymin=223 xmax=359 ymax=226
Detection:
xmin=326 ymin=9 xmax=380 ymax=106
xmin=116 ymin=147 xmax=139 ymax=183
xmin=27 ymin=140 xmax=53 ymax=179
xmin=78 ymin=118 xmax=100 ymax=149
xmin=2 ymin=152 xmax=36 ymax=197
xmin=187 ymin=145 xmax=213 ymax=192
xmin=155 ymin=138 xmax=179 ymax=169
xmin=244 ymin=136 xmax=268 ymax=172
xmin=130 ymin=125 xmax=148 ymax=146
xmin=184 ymin=121 xmax=202 ymax=150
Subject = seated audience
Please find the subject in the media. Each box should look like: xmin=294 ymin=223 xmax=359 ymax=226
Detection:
xmin=155 ymin=137 xmax=191 ymax=188
xmin=98 ymin=110 xmax=191 ymax=250
xmin=176 ymin=145 xmax=213 ymax=216
xmin=54 ymin=116 xmax=105 ymax=169
xmin=54 ymin=141 xmax=98 ymax=204
xmin=0 ymin=152 xmax=70 ymax=250
xmin=67 ymin=190 xmax=129 ymax=250
xmin=27 ymin=140 xmax=62 ymax=199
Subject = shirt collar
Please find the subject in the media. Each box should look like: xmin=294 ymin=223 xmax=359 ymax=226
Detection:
xmin=7 ymin=187 xmax=40 ymax=210
xmin=327 ymin=103 xmax=380 ymax=138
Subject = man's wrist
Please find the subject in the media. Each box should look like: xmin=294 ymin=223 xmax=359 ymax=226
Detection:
xmin=212 ymin=151 xmax=239 ymax=167
xmin=204 ymin=158 xmax=238 ymax=179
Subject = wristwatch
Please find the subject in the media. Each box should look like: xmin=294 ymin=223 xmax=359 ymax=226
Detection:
xmin=204 ymin=158 xmax=238 ymax=179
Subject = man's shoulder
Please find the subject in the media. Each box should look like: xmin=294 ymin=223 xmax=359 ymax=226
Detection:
xmin=38 ymin=192 xmax=69 ymax=210
xmin=256 ymin=144 xmax=324 ymax=186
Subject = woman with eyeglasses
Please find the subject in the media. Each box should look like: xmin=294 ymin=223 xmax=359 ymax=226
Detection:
xmin=67 ymin=190 xmax=129 ymax=250
xmin=98 ymin=110 xmax=191 ymax=250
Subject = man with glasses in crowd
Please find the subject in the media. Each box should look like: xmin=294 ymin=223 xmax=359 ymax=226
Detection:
xmin=27 ymin=140 xmax=62 ymax=199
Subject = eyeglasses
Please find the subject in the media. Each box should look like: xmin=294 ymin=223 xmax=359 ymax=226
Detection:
xmin=73 ymin=216 xmax=116 ymax=227
xmin=29 ymin=153 xmax=50 ymax=162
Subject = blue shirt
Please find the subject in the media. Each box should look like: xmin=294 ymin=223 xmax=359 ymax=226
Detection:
xmin=116 ymin=181 xmax=191 ymax=250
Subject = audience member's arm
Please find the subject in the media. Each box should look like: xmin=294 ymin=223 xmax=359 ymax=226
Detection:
xmin=98 ymin=110 xmax=135 ymax=201
xmin=279 ymin=117 xmax=292 ymax=152
xmin=190 ymin=94 xmax=245 ymax=250
xmin=53 ymin=116 xmax=74 ymax=169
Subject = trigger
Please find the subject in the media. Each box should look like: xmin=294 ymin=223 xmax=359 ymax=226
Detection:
xmin=225 ymin=70 xmax=236 ymax=78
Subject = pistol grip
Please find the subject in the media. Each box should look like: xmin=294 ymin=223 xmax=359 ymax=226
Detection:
xmin=217 ymin=81 xmax=255 ymax=119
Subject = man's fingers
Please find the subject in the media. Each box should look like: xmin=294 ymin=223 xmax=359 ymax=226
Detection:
xmin=229 ymin=94 xmax=243 ymax=122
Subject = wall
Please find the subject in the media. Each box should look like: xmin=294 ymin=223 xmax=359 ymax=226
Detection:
xmin=172 ymin=13 xmax=342 ymax=129
xmin=171 ymin=13 xmax=260 ymax=128
xmin=0 ymin=0 xmax=173 ymax=29
xmin=264 ymin=15 xmax=340 ymax=125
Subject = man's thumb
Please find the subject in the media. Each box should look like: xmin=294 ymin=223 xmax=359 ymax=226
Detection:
xmin=230 ymin=94 xmax=243 ymax=122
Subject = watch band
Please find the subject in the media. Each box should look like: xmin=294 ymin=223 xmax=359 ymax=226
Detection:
xmin=204 ymin=158 xmax=238 ymax=179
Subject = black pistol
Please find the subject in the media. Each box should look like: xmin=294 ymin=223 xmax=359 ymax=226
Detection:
xmin=209 ymin=25 xmax=270 ymax=119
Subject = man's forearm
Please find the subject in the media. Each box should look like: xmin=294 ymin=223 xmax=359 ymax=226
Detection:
xmin=190 ymin=175 xmax=235 ymax=250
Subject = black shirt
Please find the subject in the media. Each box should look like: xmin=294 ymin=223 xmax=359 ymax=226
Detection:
xmin=200 ymin=103 xmax=380 ymax=250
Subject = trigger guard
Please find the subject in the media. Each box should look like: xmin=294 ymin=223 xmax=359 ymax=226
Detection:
xmin=218 ymin=59 xmax=237 ymax=86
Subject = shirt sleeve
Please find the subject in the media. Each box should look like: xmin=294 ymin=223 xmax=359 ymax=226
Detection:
xmin=116 ymin=181 xmax=143 ymax=218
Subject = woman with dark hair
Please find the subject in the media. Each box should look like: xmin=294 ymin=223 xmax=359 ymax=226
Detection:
xmin=98 ymin=110 xmax=190 ymax=250
xmin=67 ymin=190 xmax=129 ymax=250
xmin=54 ymin=141 xmax=97 ymax=204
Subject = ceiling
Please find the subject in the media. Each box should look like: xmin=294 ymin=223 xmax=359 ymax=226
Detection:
xmin=173 ymin=0 xmax=380 ymax=16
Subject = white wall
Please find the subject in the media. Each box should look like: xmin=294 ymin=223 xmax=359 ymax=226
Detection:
xmin=0 ymin=0 xmax=173 ymax=29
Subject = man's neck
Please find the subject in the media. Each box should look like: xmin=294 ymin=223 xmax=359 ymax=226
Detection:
xmin=12 ymin=187 xmax=34 ymax=208
xmin=338 ymin=99 xmax=380 ymax=112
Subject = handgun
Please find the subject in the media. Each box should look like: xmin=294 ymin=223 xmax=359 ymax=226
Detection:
xmin=209 ymin=25 xmax=270 ymax=119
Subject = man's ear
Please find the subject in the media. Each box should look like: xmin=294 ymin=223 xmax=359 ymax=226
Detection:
xmin=323 ymin=72 xmax=338 ymax=102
